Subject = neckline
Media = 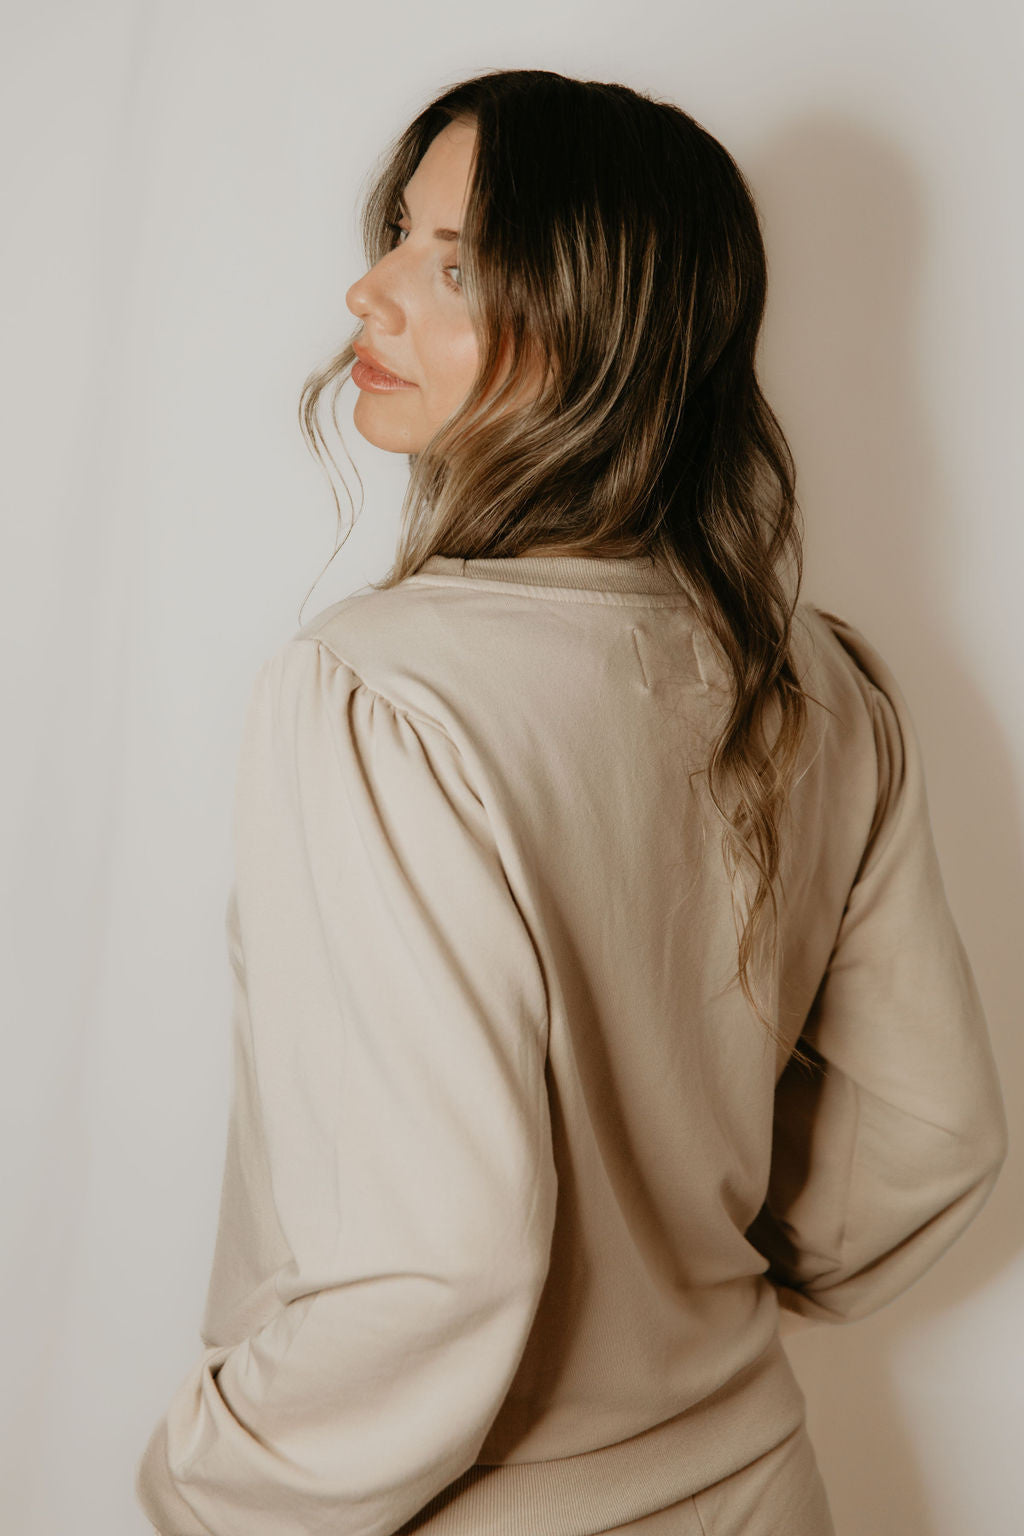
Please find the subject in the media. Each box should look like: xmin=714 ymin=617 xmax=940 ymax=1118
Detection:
xmin=412 ymin=552 xmax=687 ymax=597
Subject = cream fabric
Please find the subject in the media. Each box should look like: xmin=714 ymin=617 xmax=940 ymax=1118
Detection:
xmin=135 ymin=553 xmax=1007 ymax=1536
xmin=583 ymin=1419 xmax=835 ymax=1535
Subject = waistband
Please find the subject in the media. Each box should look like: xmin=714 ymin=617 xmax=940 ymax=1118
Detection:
xmin=394 ymin=1332 xmax=807 ymax=1536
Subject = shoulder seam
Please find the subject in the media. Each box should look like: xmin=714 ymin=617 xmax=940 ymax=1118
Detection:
xmin=809 ymin=604 xmax=852 ymax=630
xmin=808 ymin=607 xmax=899 ymax=710
xmin=290 ymin=633 xmax=459 ymax=747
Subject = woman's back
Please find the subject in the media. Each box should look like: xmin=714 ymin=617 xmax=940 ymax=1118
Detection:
xmin=155 ymin=549 xmax=1005 ymax=1536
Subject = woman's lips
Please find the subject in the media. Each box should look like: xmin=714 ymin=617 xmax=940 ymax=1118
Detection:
xmin=352 ymin=359 xmax=417 ymax=391
xmin=352 ymin=342 xmax=416 ymax=391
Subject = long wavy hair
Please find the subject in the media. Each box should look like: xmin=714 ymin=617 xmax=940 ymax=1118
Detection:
xmin=298 ymin=67 xmax=814 ymax=1065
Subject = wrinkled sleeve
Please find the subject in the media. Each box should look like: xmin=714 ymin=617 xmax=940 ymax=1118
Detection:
xmin=135 ymin=636 xmax=558 ymax=1536
xmin=748 ymin=616 xmax=1008 ymax=1326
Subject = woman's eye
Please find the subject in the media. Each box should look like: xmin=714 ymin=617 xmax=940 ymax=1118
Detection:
xmin=383 ymin=221 xmax=461 ymax=293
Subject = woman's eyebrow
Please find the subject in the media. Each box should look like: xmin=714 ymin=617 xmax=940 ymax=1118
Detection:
xmin=397 ymin=192 xmax=460 ymax=243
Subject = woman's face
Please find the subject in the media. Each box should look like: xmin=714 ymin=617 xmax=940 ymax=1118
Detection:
xmin=345 ymin=119 xmax=481 ymax=454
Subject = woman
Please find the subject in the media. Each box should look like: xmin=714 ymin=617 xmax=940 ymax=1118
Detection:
xmin=135 ymin=68 xmax=1008 ymax=1536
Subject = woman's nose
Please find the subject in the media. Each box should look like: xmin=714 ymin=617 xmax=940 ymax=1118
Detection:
xmin=345 ymin=259 xmax=403 ymax=332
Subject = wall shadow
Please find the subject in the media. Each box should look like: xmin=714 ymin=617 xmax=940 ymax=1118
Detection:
xmin=746 ymin=111 xmax=1022 ymax=1534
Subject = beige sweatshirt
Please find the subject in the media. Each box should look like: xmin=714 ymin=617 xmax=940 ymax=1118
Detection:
xmin=135 ymin=552 xmax=1008 ymax=1536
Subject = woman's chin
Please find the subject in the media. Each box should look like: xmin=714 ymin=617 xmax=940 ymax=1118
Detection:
xmin=352 ymin=393 xmax=423 ymax=454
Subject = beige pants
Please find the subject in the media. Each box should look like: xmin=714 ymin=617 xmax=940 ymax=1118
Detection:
xmin=596 ymin=1422 xmax=836 ymax=1536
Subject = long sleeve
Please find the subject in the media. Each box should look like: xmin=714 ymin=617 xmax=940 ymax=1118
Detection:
xmin=135 ymin=636 xmax=558 ymax=1536
xmin=746 ymin=616 xmax=1008 ymax=1325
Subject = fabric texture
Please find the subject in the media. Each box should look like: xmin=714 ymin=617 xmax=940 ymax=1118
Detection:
xmin=135 ymin=552 xmax=1007 ymax=1536
xmin=588 ymin=1419 xmax=835 ymax=1535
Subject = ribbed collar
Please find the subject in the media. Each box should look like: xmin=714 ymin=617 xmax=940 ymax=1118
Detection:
xmin=414 ymin=552 xmax=685 ymax=596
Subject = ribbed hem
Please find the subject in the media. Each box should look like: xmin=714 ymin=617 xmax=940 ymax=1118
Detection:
xmin=394 ymin=1334 xmax=807 ymax=1535
xmin=412 ymin=554 xmax=687 ymax=597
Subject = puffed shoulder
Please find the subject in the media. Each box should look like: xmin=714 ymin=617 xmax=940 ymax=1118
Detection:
xmin=235 ymin=635 xmax=496 ymax=891
xmin=803 ymin=605 xmax=911 ymax=721
xmin=251 ymin=631 xmax=456 ymax=740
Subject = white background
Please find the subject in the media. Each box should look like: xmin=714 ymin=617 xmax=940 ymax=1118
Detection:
xmin=2 ymin=2 xmax=1021 ymax=1531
